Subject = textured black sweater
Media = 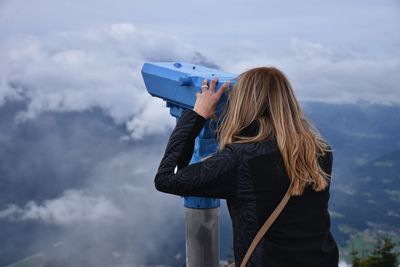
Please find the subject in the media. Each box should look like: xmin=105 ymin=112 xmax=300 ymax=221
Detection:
xmin=155 ymin=108 xmax=339 ymax=267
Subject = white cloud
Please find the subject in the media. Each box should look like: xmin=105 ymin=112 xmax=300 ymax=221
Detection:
xmin=221 ymin=37 xmax=400 ymax=105
xmin=0 ymin=1 xmax=399 ymax=143
xmin=126 ymin=97 xmax=173 ymax=140
xmin=0 ymin=22 xmax=199 ymax=139
xmin=289 ymin=38 xmax=333 ymax=60
xmin=0 ymin=190 xmax=122 ymax=225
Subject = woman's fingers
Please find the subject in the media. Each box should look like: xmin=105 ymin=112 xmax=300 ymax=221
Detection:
xmin=209 ymin=77 xmax=218 ymax=92
xmin=217 ymin=81 xmax=230 ymax=97
xmin=200 ymin=77 xmax=229 ymax=98
xmin=202 ymin=79 xmax=208 ymax=88
xmin=195 ymin=78 xmax=230 ymax=120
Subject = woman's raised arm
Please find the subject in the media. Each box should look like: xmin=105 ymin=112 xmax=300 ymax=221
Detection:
xmin=154 ymin=108 xmax=238 ymax=199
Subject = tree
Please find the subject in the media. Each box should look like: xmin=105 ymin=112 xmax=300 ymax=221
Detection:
xmin=350 ymin=233 xmax=400 ymax=267
xmin=350 ymin=243 xmax=362 ymax=267
xmin=363 ymin=233 xmax=399 ymax=267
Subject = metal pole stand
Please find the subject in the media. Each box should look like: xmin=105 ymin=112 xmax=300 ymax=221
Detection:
xmin=185 ymin=198 xmax=220 ymax=267
xmin=184 ymin=136 xmax=221 ymax=267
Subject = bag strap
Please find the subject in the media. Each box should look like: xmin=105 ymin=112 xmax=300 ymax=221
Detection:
xmin=239 ymin=181 xmax=294 ymax=267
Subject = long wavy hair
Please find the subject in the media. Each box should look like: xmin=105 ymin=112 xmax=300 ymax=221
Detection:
xmin=210 ymin=66 xmax=332 ymax=196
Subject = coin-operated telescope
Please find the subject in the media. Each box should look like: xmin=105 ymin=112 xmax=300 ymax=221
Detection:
xmin=141 ymin=62 xmax=237 ymax=267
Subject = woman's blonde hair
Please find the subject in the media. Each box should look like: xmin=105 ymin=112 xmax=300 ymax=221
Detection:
xmin=210 ymin=66 xmax=332 ymax=196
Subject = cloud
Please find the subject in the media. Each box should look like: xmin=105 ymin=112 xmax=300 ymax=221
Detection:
xmin=289 ymin=38 xmax=333 ymax=60
xmin=0 ymin=190 xmax=122 ymax=225
xmin=0 ymin=22 xmax=202 ymax=140
xmin=0 ymin=104 xmax=190 ymax=265
xmin=1 ymin=21 xmax=399 ymax=145
xmin=220 ymin=37 xmax=400 ymax=105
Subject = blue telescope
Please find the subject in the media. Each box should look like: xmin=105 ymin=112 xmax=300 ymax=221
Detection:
xmin=142 ymin=62 xmax=237 ymax=208
xmin=141 ymin=62 xmax=237 ymax=266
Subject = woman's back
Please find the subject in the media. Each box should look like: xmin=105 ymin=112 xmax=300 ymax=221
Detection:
xmin=227 ymin=133 xmax=338 ymax=267
xmin=155 ymin=65 xmax=340 ymax=266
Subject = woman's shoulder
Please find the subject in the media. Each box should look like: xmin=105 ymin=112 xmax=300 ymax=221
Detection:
xmin=230 ymin=136 xmax=278 ymax=149
xmin=227 ymin=137 xmax=280 ymax=161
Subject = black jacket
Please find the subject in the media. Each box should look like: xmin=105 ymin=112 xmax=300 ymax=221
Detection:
xmin=155 ymin=108 xmax=339 ymax=267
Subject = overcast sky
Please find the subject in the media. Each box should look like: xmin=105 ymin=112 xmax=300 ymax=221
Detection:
xmin=1 ymin=0 xmax=399 ymax=139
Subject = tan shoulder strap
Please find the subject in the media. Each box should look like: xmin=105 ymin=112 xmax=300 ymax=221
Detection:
xmin=239 ymin=181 xmax=293 ymax=267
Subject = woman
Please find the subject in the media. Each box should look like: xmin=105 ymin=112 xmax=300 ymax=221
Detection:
xmin=154 ymin=66 xmax=339 ymax=266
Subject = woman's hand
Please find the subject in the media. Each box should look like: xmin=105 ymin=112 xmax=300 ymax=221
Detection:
xmin=193 ymin=78 xmax=230 ymax=120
